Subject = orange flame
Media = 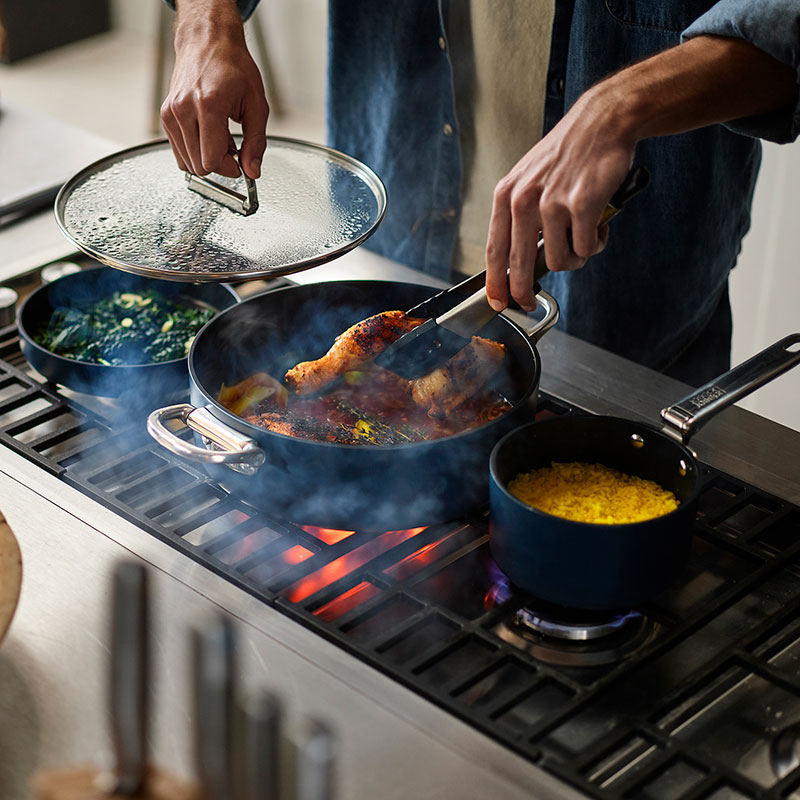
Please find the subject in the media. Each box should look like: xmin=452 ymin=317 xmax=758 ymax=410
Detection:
xmin=384 ymin=541 xmax=439 ymax=579
xmin=382 ymin=527 xmax=467 ymax=580
xmin=299 ymin=525 xmax=356 ymax=545
xmin=285 ymin=527 xmax=427 ymax=604
xmin=282 ymin=544 xmax=314 ymax=565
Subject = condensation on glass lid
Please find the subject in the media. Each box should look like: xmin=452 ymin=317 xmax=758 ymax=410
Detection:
xmin=57 ymin=139 xmax=386 ymax=281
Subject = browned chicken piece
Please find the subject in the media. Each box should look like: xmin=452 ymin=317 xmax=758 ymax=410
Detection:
xmin=410 ymin=336 xmax=506 ymax=418
xmin=285 ymin=310 xmax=425 ymax=395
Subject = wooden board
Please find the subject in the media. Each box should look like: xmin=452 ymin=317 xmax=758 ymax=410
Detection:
xmin=0 ymin=510 xmax=22 ymax=643
xmin=32 ymin=765 xmax=199 ymax=800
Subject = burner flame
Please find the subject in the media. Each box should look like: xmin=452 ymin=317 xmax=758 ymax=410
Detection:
xmin=484 ymin=559 xmax=512 ymax=610
xmin=513 ymin=606 xmax=643 ymax=642
xmin=285 ymin=527 xmax=427 ymax=604
xmin=299 ymin=525 xmax=356 ymax=545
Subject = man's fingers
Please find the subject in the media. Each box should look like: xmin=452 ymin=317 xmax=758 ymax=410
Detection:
xmin=570 ymin=205 xmax=604 ymax=261
xmin=173 ymin=110 xmax=205 ymax=176
xmin=485 ymin=197 xmax=513 ymax=312
xmin=595 ymin=224 xmax=610 ymax=254
xmin=198 ymin=106 xmax=239 ymax=178
xmin=239 ymin=98 xmax=269 ymax=180
xmin=160 ymin=107 xmax=191 ymax=173
xmin=240 ymin=136 xmax=268 ymax=181
xmin=508 ymin=201 xmax=540 ymax=311
xmin=541 ymin=201 xmax=584 ymax=271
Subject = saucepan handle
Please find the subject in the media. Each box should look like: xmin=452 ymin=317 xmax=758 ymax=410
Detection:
xmin=661 ymin=333 xmax=800 ymax=443
xmin=147 ymin=404 xmax=266 ymax=475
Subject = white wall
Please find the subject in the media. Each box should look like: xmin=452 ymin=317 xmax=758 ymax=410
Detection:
xmin=730 ymin=142 xmax=800 ymax=432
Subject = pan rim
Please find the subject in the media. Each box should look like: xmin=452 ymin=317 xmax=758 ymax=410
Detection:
xmin=489 ymin=416 xmax=703 ymax=529
xmin=18 ymin=264 xmax=239 ymax=371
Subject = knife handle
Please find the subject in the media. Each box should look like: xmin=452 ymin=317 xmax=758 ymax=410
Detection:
xmin=192 ymin=615 xmax=237 ymax=800
xmin=109 ymin=561 xmax=149 ymax=796
xmin=606 ymin=164 xmax=651 ymax=219
xmin=240 ymin=691 xmax=282 ymax=800
xmin=295 ymin=719 xmax=337 ymax=800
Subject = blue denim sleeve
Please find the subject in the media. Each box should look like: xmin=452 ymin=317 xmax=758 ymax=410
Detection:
xmin=162 ymin=0 xmax=260 ymax=21
xmin=681 ymin=0 xmax=800 ymax=143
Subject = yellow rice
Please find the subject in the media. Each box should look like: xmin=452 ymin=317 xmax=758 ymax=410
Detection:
xmin=507 ymin=461 xmax=679 ymax=524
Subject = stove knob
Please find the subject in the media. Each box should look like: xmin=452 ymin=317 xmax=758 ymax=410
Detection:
xmin=41 ymin=260 xmax=83 ymax=284
xmin=0 ymin=287 xmax=18 ymax=327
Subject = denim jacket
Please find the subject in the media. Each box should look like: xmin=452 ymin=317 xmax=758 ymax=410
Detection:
xmin=199 ymin=0 xmax=800 ymax=371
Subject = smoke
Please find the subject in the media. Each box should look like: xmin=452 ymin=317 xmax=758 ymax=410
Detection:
xmin=182 ymin=279 xmax=538 ymax=530
xmin=19 ymin=275 xmax=532 ymax=533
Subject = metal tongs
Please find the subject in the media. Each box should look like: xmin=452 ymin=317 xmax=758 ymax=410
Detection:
xmin=374 ymin=165 xmax=651 ymax=379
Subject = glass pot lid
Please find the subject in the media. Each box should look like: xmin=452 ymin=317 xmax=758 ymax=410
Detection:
xmin=54 ymin=137 xmax=387 ymax=283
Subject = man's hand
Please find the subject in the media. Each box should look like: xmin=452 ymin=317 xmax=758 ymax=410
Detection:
xmin=485 ymin=88 xmax=631 ymax=311
xmin=161 ymin=0 xmax=268 ymax=180
xmin=485 ymin=35 xmax=798 ymax=312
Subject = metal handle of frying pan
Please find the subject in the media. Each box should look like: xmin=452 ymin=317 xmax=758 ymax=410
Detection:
xmin=515 ymin=289 xmax=559 ymax=343
xmin=661 ymin=333 xmax=800 ymax=443
xmin=185 ymin=148 xmax=259 ymax=216
xmin=147 ymin=404 xmax=266 ymax=474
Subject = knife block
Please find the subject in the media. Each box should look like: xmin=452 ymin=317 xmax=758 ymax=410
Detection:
xmin=32 ymin=765 xmax=200 ymax=800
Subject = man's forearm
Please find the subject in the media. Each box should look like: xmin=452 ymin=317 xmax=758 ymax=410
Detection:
xmin=585 ymin=35 xmax=798 ymax=146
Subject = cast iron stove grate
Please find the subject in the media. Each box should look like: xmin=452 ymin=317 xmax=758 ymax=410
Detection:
xmin=0 ymin=313 xmax=799 ymax=800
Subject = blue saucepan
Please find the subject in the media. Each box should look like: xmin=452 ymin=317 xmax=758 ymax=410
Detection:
xmin=490 ymin=334 xmax=800 ymax=610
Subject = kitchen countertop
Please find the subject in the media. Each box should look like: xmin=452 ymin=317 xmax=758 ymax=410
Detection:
xmin=2 ymin=179 xmax=800 ymax=799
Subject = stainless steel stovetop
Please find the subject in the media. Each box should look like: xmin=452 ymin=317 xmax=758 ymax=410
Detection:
xmin=2 ymin=255 xmax=800 ymax=800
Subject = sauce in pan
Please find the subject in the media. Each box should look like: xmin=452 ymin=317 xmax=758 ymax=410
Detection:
xmin=219 ymin=366 xmax=511 ymax=445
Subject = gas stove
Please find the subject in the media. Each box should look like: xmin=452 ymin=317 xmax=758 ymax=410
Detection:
xmin=1 ymin=263 xmax=800 ymax=800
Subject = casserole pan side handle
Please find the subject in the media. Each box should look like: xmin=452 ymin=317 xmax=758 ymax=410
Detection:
xmin=147 ymin=404 xmax=266 ymax=475
xmin=512 ymin=290 xmax=560 ymax=344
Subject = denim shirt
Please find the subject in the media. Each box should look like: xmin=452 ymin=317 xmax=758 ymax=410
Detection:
xmin=199 ymin=0 xmax=800 ymax=371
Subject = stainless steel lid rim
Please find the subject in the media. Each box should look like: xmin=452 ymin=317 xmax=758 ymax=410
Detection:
xmin=55 ymin=137 xmax=388 ymax=283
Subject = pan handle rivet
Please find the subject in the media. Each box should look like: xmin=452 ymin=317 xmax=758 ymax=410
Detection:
xmin=678 ymin=460 xmax=688 ymax=477
xmin=630 ymin=434 xmax=645 ymax=449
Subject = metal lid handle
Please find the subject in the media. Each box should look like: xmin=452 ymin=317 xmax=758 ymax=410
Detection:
xmin=185 ymin=149 xmax=259 ymax=216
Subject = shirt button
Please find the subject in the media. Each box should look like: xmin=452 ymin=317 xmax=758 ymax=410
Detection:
xmin=548 ymin=76 xmax=565 ymax=96
xmin=438 ymin=36 xmax=447 ymax=51
xmin=443 ymin=123 xmax=454 ymax=136
xmin=442 ymin=208 xmax=457 ymax=221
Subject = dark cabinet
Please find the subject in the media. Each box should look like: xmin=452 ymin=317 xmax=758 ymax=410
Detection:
xmin=0 ymin=0 xmax=111 ymax=63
